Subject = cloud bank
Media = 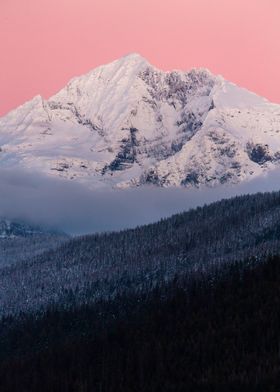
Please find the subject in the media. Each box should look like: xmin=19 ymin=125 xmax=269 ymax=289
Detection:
xmin=1 ymin=168 xmax=280 ymax=235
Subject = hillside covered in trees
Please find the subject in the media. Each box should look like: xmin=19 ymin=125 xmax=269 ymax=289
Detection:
xmin=0 ymin=253 xmax=280 ymax=391
xmin=1 ymin=191 xmax=280 ymax=316
xmin=0 ymin=219 xmax=68 ymax=267
xmin=1 ymin=191 xmax=280 ymax=390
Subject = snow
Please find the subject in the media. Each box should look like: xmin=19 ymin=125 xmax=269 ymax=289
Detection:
xmin=0 ymin=53 xmax=280 ymax=190
xmin=212 ymin=79 xmax=268 ymax=109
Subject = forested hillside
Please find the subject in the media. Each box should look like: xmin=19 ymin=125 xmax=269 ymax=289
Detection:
xmin=1 ymin=191 xmax=280 ymax=390
xmin=0 ymin=219 xmax=68 ymax=266
xmin=1 ymin=253 xmax=280 ymax=391
xmin=1 ymin=191 xmax=280 ymax=316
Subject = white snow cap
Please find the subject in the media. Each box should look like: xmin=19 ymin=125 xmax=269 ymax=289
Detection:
xmin=0 ymin=53 xmax=279 ymax=191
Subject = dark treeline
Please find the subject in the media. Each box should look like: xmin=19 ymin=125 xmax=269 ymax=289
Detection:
xmin=2 ymin=191 xmax=280 ymax=316
xmin=1 ymin=253 xmax=280 ymax=391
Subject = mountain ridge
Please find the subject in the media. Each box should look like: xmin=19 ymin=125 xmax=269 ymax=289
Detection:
xmin=1 ymin=53 xmax=280 ymax=189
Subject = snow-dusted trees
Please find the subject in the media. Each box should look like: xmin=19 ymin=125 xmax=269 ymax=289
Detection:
xmin=1 ymin=191 xmax=280 ymax=317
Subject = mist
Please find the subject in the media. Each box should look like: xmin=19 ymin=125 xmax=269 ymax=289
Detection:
xmin=1 ymin=167 xmax=280 ymax=235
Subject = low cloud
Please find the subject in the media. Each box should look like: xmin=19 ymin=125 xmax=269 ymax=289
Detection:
xmin=0 ymin=167 xmax=280 ymax=235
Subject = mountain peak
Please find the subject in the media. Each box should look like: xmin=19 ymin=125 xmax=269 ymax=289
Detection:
xmin=1 ymin=55 xmax=280 ymax=192
xmin=110 ymin=52 xmax=151 ymax=71
xmin=121 ymin=52 xmax=148 ymax=62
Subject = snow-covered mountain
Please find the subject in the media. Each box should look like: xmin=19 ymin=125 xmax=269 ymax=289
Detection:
xmin=0 ymin=219 xmax=45 ymax=238
xmin=1 ymin=53 xmax=280 ymax=189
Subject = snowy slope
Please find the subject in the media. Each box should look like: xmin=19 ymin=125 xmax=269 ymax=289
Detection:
xmin=1 ymin=53 xmax=280 ymax=189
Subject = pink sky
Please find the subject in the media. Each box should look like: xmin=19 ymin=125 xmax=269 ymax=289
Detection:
xmin=1 ymin=0 xmax=280 ymax=116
